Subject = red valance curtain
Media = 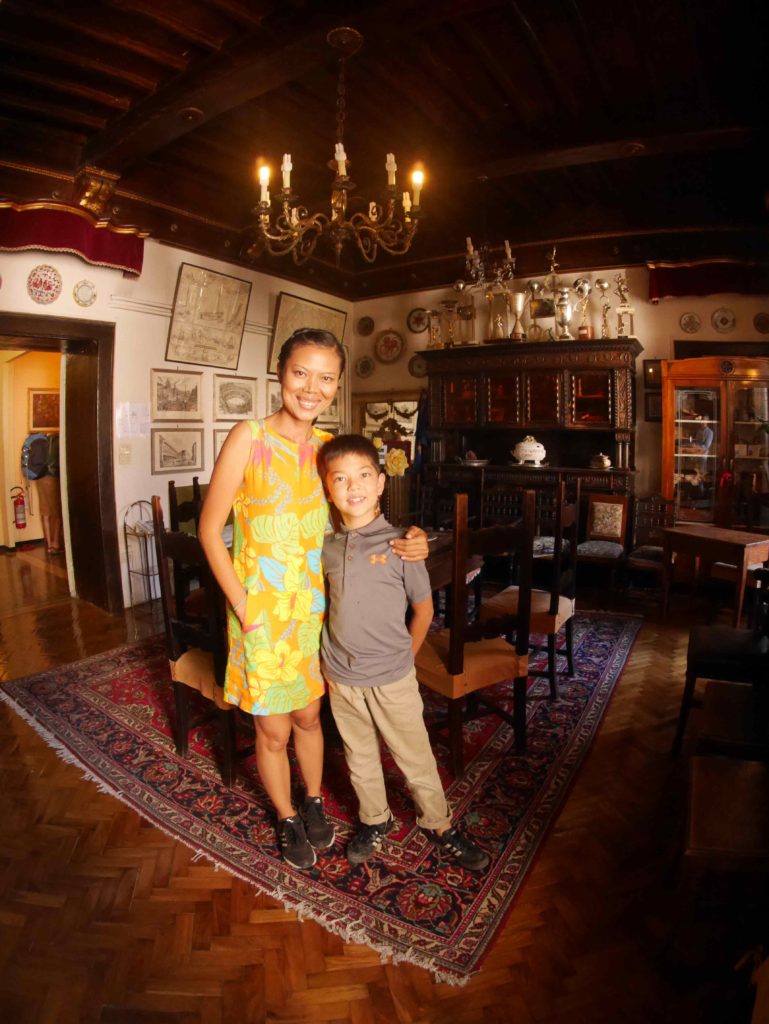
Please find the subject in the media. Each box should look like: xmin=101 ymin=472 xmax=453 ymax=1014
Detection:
xmin=647 ymin=260 xmax=769 ymax=303
xmin=0 ymin=204 xmax=145 ymax=276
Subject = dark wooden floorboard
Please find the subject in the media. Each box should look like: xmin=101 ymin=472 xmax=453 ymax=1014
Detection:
xmin=0 ymin=547 xmax=761 ymax=1022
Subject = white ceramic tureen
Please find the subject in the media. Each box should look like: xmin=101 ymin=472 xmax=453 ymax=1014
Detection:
xmin=512 ymin=435 xmax=546 ymax=466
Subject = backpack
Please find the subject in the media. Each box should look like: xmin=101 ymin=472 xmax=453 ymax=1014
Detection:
xmin=21 ymin=433 xmax=50 ymax=481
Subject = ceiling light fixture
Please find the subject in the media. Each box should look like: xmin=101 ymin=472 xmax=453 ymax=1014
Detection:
xmin=248 ymin=27 xmax=424 ymax=266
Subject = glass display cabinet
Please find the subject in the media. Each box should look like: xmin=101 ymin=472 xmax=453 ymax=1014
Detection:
xmin=661 ymin=356 xmax=769 ymax=527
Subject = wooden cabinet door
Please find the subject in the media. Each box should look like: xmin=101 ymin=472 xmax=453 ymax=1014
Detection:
xmin=568 ymin=370 xmax=613 ymax=427
xmin=441 ymin=374 xmax=479 ymax=426
xmin=523 ymin=370 xmax=562 ymax=426
xmin=486 ymin=373 xmax=520 ymax=424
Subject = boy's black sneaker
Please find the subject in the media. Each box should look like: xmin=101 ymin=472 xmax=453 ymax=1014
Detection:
xmin=277 ymin=814 xmax=316 ymax=870
xmin=427 ymin=825 xmax=489 ymax=872
xmin=301 ymin=795 xmax=335 ymax=849
xmin=346 ymin=815 xmax=396 ymax=866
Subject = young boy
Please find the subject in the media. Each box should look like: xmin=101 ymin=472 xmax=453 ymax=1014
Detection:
xmin=319 ymin=434 xmax=489 ymax=872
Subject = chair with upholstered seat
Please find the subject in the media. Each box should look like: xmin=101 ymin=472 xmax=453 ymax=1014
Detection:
xmin=478 ymin=480 xmax=579 ymax=699
xmin=415 ymin=490 xmax=535 ymax=776
xmin=577 ymin=492 xmax=629 ymax=588
xmin=151 ymin=495 xmax=237 ymax=786
xmin=626 ymin=493 xmax=674 ymax=591
xmin=671 ymin=567 xmax=769 ymax=755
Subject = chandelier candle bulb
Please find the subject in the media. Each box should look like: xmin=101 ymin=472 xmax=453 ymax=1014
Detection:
xmin=334 ymin=143 xmax=347 ymax=176
xmin=411 ymin=169 xmax=423 ymax=206
xmin=402 ymin=191 xmax=412 ymax=214
xmin=258 ymin=165 xmax=270 ymax=203
xmin=281 ymin=154 xmax=292 ymax=190
xmin=504 ymin=239 xmax=512 ymax=260
xmin=386 ymin=152 xmax=397 ymax=186
xmin=466 ymin=237 xmax=474 ymax=256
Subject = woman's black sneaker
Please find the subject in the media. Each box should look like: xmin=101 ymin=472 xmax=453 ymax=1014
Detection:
xmin=346 ymin=815 xmax=396 ymax=866
xmin=301 ymin=795 xmax=335 ymax=849
xmin=427 ymin=825 xmax=489 ymax=872
xmin=277 ymin=814 xmax=316 ymax=869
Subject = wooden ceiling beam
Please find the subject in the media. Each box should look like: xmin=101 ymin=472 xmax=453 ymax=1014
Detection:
xmin=107 ymin=0 xmax=231 ymax=51
xmin=461 ymin=126 xmax=754 ymax=182
xmin=0 ymin=66 xmax=132 ymax=112
xmin=3 ymin=0 xmax=191 ymax=70
xmin=0 ymin=94 xmax=107 ymax=131
xmin=205 ymin=0 xmax=269 ymax=30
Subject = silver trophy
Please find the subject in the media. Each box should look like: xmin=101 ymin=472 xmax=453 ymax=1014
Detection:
xmin=613 ymin=273 xmax=635 ymax=337
xmin=573 ymin=278 xmax=592 ymax=339
xmin=554 ymin=287 xmax=574 ymax=341
xmin=594 ymin=278 xmax=611 ymax=339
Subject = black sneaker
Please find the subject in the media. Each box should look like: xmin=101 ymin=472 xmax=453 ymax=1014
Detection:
xmin=301 ymin=795 xmax=335 ymax=850
xmin=427 ymin=825 xmax=489 ymax=872
xmin=277 ymin=814 xmax=316 ymax=870
xmin=346 ymin=815 xmax=396 ymax=866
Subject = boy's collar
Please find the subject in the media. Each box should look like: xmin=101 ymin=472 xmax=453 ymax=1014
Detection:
xmin=335 ymin=514 xmax=391 ymax=538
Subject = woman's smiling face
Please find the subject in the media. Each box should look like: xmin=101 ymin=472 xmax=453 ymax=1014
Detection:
xmin=278 ymin=343 xmax=342 ymax=424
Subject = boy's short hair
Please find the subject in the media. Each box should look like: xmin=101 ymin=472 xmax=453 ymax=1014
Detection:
xmin=319 ymin=433 xmax=381 ymax=475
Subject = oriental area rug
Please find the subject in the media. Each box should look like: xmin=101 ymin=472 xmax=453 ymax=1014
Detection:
xmin=0 ymin=611 xmax=640 ymax=985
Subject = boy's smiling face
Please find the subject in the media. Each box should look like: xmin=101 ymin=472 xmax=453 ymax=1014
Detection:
xmin=324 ymin=452 xmax=386 ymax=529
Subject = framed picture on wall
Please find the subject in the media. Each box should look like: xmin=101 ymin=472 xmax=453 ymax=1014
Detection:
xmin=150 ymin=368 xmax=203 ymax=421
xmin=266 ymin=378 xmax=282 ymax=416
xmin=213 ymin=428 xmax=230 ymax=461
xmin=644 ymin=391 xmax=662 ymax=422
xmin=165 ymin=263 xmax=252 ymax=370
xmin=268 ymin=291 xmax=347 ymax=375
xmin=643 ymin=359 xmax=662 ymax=390
xmin=28 ymin=388 xmax=60 ymax=431
xmin=151 ymin=428 xmax=204 ymax=474
xmin=213 ymin=374 xmax=257 ymax=420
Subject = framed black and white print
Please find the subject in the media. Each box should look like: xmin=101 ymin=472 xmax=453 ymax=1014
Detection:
xmin=151 ymin=428 xmax=204 ymax=474
xmin=150 ymin=368 xmax=203 ymax=422
xmin=266 ymin=378 xmax=282 ymax=416
xmin=213 ymin=374 xmax=257 ymax=420
xmin=165 ymin=263 xmax=251 ymax=370
xmin=268 ymin=292 xmax=347 ymax=375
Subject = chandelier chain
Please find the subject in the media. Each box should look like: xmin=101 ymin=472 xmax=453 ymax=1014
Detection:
xmin=335 ymin=57 xmax=346 ymax=145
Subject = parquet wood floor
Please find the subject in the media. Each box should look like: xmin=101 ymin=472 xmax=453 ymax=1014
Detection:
xmin=0 ymin=548 xmax=761 ymax=1023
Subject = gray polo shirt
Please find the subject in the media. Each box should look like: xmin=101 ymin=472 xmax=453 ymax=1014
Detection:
xmin=321 ymin=516 xmax=432 ymax=687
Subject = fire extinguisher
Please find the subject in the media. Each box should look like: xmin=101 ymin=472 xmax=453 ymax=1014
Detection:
xmin=11 ymin=486 xmax=27 ymax=529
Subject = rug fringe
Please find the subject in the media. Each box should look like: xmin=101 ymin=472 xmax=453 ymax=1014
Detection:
xmin=0 ymin=687 xmax=470 ymax=985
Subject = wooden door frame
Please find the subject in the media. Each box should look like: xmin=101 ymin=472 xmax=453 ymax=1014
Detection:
xmin=0 ymin=311 xmax=122 ymax=613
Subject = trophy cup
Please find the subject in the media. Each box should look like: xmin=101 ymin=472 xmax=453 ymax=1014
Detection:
xmin=594 ymin=278 xmax=611 ymax=339
xmin=554 ymin=287 xmax=574 ymax=340
xmin=526 ymin=280 xmax=545 ymax=341
xmin=613 ymin=273 xmax=635 ymax=337
xmin=510 ymin=291 xmax=526 ymax=340
xmin=440 ymin=298 xmax=460 ymax=348
xmin=573 ymin=278 xmax=593 ymax=339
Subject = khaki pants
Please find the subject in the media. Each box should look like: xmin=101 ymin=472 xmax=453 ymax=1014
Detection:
xmin=327 ymin=668 xmax=451 ymax=832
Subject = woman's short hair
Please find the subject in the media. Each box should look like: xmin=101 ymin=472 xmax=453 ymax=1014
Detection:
xmin=276 ymin=328 xmax=346 ymax=378
xmin=319 ymin=434 xmax=381 ymax=474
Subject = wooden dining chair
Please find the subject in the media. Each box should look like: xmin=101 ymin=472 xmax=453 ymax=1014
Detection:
xmin=415 ymin=490 xmax=535 ymax=776
xmin=626 ymin=493 xmax=675 ymax=591
xmin=168 ymin=477 xmax=203 ymax=534
xmin=151 ymin=495 xmax=237 ymax=786
xmin=671 ymin=567 xmax=769 ymax=755
xmin=577 ymin=492 xmax=629 ymax=587
xmin=478 ymin=480 xmax=579 ymax=699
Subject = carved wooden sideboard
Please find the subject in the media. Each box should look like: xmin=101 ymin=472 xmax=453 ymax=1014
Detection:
xmin=421 ymin=338 xmax=643 ymax=496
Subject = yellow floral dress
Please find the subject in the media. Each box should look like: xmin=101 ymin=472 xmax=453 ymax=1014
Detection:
xmin=224 ymin=419 xmax=331 ymax=716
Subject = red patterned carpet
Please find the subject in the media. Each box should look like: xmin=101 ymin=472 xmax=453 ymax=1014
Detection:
xmin=0 ymin=612 xmax=639 ymax=984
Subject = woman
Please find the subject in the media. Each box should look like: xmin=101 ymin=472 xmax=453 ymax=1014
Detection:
xmin=199 ymin=328 xmax=427 ymax=870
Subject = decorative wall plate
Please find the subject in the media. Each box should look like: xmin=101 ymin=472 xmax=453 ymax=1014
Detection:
xmin=356 ymin=316 xmax=375 ymax=336
xmin=679 ymin=312 xmax=701 ymax=334
xmin=374 ymin=328 xmax=405 ymax=363
xmin=408 ymin=353 xmax=428 ymax=378
xmin=73 ymin=279 xmax=97 ymax=307
xmin=754 ymin=313 xmax=769 ymax=335
xmin=354 ymin=355 xmax=375 ymax=379
xmin=406 ymin=307 xmax=429 ymax=333
xmin=711 ymin=307 xmax=736 ymax=333
xmin=27 ymin=264 xmax=62 ymax=304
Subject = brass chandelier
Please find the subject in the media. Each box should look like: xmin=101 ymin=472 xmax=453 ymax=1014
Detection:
xmin=250 ymin=27 xmax=424 ymax=266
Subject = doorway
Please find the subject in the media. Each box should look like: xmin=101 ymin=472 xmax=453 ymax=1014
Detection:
xmin=0 ymin=312 xmax=122 ymax=614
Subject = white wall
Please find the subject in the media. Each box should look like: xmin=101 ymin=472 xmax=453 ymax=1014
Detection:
xmin=0 ymin=241 xmax=352 ymax=604
xmin=349 ymin=266 xmax=769 ymax=495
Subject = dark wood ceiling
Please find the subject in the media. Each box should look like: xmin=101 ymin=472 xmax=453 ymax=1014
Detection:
xmin=1 ymin=0 xmax=767 ymax=299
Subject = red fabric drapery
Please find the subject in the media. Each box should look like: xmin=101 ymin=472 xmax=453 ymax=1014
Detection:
xmin=647 ymin=260 xmax=769 ymax=303
xmin=0 ymin=204 xmax=145 ymax=276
